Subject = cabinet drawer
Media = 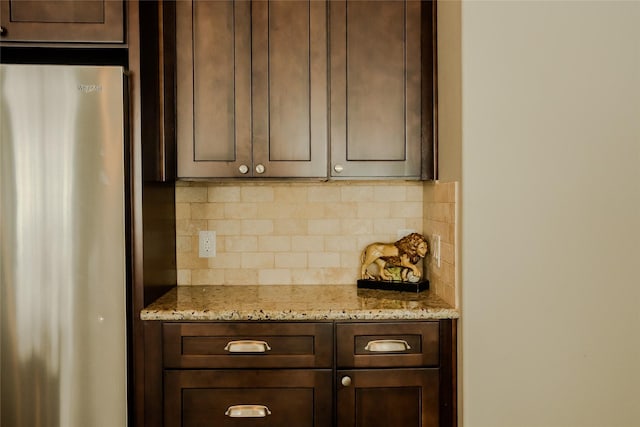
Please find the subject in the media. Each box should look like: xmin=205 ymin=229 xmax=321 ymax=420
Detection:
xmin=165 ymin=369 xmax=332 ymax=427
xmin=163 ymin=322 xmax=333 ymax=368
xmin=336 ymin=321 xmax=439 ymax=368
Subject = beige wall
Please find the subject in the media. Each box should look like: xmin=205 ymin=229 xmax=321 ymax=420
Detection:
xmin=457 ymin=1 xmax=640 ymax=426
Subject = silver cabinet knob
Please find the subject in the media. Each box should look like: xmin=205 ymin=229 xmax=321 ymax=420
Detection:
xmin=334 ymin=164 xmax=344 ymax=173
xmin=255 ymin=164 xmax=265 ymax=174
xmin=238 ymin=164 xmax=249 ymax=174
xmin=341 ymin=376 xmax=352 ymax=387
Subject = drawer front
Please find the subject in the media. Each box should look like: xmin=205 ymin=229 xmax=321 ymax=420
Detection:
xmin=336 ymin=321 xmax=440 ymax=368
xmin=163 ymin=322 xmax=333 ymax=368
xmin=165 ymin=369 xmax=332 ymax=427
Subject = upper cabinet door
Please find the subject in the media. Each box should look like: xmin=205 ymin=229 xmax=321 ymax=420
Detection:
xmin=0 ymin=0 xmax=124 ymax=43
xmin=329 ymin=0 xmax=433 ymax=179
xmin=177 ymin=0 xmax=328 ymax=179
xmin=252 ymin=0 xmax=328 ymax=178
xmin=176 ymin=0 xmax=252 ymax=178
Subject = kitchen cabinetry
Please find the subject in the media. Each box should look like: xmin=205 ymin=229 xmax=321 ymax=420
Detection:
xmin=0 ymin=0 xmax=124 ymax=43
xmin=336 ymin=322 xmax=442 ymax=427
xmin=160 ymin=322 xmax=333 ymax=426
xmin=176 ymin=0 xmax=328 ymax=178
xmin=144 ymin=319 xmax=456 ymax=426
xmin=329 ymin=0 xmax=436 ymax=179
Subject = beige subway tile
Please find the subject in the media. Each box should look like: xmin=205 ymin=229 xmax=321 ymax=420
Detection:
xmin=427 ymin=220 xmax=454 ymax=243
xmin=308 ymin=219 xmax=341 ymax=235
xmin=176 ymin=236 xmax=192 ymax=253
xmin=322 ymin=268 xmax=354 ymax=285
xmin=325 ymin=236 xmax=358 ymax=252
xmin=341 ymin=252 xmax=360 ymax=269
xmin=177 ymin=269 xmax=192 ymax=285
xmin=208 ymin=186 xmax=241 ymax=202
xmin=258 ymin=235 xmax=291 ymax=252
xmin=192 ymin=269 xmax=225 ymax=285
xmin=176 ymin=252 xmax=209 ymax=269
xmin=225 ymin=269 xmax=258 ymax=285
xmin=208 ymin=252 xmax=242 ymax=269
xmin=241 ymin=186 xmax=274 ymax=202
xmin=224 ymin=203 xmax=258 ymax=219
xmin=225 ymin=236 xmax=258 ymax=252
xmin=291 ymin=235 xmax=324 ymax=252
xmin=406 ymin=218 xmax=424 ymax=232
xmin=394 ymin=201 xmax=422 ymax=218
xmin=291 ymin=268 xmax=324 ymax=285
xmin=423 ymin=182 xmax=435 ymax=202
xmin=275 ymin=252 xmax=308 ymax=269
xmin=191 ymin=203 xmax=225 ymax=219
xmin=241 ymin=219 xmax=274 ymax=235
xmin=357 ymin=202 xmax=391 ymax=219
xmin=274 ymin=186 xmax=308 ymax=203
xmin=176 ymin=186 xmax=208 ymax=203
xmin=175 ymin=219 xmax=207 ymax=236
xmin=308 ymin=252 xmax=341 ymax=268
xmin=405 ymin=184 xmax=424 ymax=202
xmin=298 ymin=202 xmax=327 ymax=219
xmin=241 ymin=252 xmax=275 ymax=269
xmin=426 ymin=202 xmax=454 ymax=223
xmin=207 ymin=219 xmax=241 ymax=236
xmin=441 ymin=241 xmax=455 ymax=265
xmin=308 ymin=186 xmax=341 ymax=202
xmin=325 ymin=201 xmax=358 ymax=219
xmin=258 ymin=269 xmax=292 ymax=285
xmin=340 ymin=219 xmax=375 ymax=235
xmin=341 ymin=185 xmax=374 ymax=202
xmin=434 ymin=182 xmax=456 ymax=203
xmin=273 ymin=218 xmax=307 ymax=235
xmin=373 ymin=218 xmax=407 ymax=235
xmin=373 ymin=186 xmax=407 ymax=202
xmin=175 ymin=203 xmax=191 ymax=219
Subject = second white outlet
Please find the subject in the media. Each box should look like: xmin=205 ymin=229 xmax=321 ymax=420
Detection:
xmin=199 ymin=230 xmax=216 ymax=258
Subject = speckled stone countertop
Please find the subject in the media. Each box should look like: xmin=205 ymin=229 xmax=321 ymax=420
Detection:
xmin=140 ymin=285 xmax=459 ymax=321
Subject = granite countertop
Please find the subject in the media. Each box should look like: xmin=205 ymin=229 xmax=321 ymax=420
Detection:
xmin=140 ymin=285 xmax=459 ymax=321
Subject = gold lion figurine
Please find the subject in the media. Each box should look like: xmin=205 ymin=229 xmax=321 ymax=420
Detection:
xmin=360 ymin=233 xmax=428 ymax=282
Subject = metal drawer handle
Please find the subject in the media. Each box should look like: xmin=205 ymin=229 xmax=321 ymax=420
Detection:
xmin=225 ymin=404 xmax=272 ymax=418
xmin=364 ymin=339 xmax=411 ymax=352
xmin=224 ymin=340 xmax=272 ymax=353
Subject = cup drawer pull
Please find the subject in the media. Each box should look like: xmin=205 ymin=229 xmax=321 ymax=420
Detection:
xmin=225 ymin=405 xmax=272 ymax=418
xmin=364 ymin=339 xmax=411 ymax=352
xmin=224 ymin=340 xmax=272 ymax=353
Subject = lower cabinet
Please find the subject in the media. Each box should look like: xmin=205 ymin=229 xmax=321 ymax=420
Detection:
xmin=143 ymin=320 xmax=456 ymax=427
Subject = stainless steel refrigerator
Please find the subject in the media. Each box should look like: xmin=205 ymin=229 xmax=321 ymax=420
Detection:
xmin=0 ymin=64 xmax=128 ymax=426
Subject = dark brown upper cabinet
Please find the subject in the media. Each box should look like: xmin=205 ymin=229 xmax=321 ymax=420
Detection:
xmin=176 ymin=0 xmax=328 ymax=178
xmin=0 ymin=0 xmax=125 ymax=43
xmin=329 ymin=0 xmax=436 ymax=180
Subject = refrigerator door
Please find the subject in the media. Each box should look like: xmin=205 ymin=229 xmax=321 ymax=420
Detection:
xmin=0 ymin=65 xmax=128 ymax=426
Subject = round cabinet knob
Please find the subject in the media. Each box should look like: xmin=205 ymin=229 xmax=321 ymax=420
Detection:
xmin=255 ymin=164 xmax=265 ymax=174
xmin=341 ymin=376 xmax=352 ymax=387
xmin=333 ymin=164 xmax=344 ymax=173
xmin=238 ymin=164 xmax=249 ymax=174
xmin=0 ymin=27 xmax=5 ymax=35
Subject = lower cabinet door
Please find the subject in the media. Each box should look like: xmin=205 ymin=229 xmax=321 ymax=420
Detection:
xmin=336 ymin=368 xmax=439 ymax=427
xmin=164 ymin=369 xmax=332 ymax=427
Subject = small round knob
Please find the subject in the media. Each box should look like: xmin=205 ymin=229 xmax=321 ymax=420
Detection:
xmin=341 ymin=376 xmax=352 ymax=387
xmin=238 ymin=164 xmax=249 ymax=174
xmin=255 ymin=164 xmax=265 ymax=174
xmin=334 ymin=164 xmax=344 ymax=173
xmin=0 ymin=27 xmax=5 ymax=35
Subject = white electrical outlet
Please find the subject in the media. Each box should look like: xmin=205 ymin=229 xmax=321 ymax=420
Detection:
xmin=199 ymin=231 xmax=216 ymax=258
xmin=432 ymin=234 xmax=441 ymax=268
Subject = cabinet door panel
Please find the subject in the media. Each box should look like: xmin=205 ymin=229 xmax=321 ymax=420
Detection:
xmin=252 ymin=0 xmax=327 ymax=177
xmin=165 ymin=370 xmax=332 ymax=427
xmin=0 ymin=0 xmax=124 ymax=43
xmin=330 ymin=0 xmax=422 ymax=178
xmin=176 ymin=0 xmax=252 ymax=177
xmin=336 ymin=368 xmax=439 ymax=427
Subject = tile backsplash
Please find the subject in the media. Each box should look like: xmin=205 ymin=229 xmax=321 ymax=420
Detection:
xmin=175 ymin=180 xmax=457 ymax=307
